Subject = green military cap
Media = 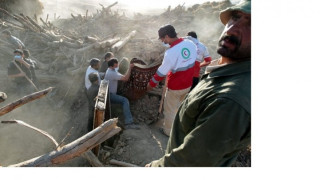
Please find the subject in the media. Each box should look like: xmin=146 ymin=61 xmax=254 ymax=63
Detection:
xmin=220 ymin=0 xmax=251 ymax=25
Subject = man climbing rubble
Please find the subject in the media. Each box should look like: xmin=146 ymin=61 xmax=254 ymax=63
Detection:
xmin=146 ymin=0 xmax=251 ymax=167
xmin=104 ymin=58 xmax=139 ymax=130
xmin=147 ymin=24 xmax=197 ymax=137
xmin=185 ymin=31 xmax=212 ymax=91
xmin=7 ymin=49 xmax=37 ymax=95
xmin=1 ymin=30 xmax=26 ymax=50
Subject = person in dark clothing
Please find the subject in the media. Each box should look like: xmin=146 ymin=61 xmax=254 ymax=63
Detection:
xmin=87 ymin=72 xmax=100 ymax=132
xmin=99 ymin=52 xmax=114 ymax=78
xmin=22 ymin=49 xmax=38 ymax=86
xmin=7 ymin=49 xmax=36 ymax=95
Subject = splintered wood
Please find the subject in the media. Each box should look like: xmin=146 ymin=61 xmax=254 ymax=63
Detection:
xmin=93 ymin=80 xmax=111 ymax=155
xmin=8 ymin=118 xmax=120 ymax=167
xmin=0 ymin=87 xmax=53 ymax=116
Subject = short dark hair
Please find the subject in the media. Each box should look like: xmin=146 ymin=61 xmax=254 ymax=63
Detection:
xmin=187 ymin=31 xmax=197 ymax=39
xmin=14 ymin=49 xmax=23 ymax=55
xmin=89 ymin=58 xmax=100 ymax=67
xmin=88 ymin=72 xmax=99 ymax=83
xmin=108 ymin=58 xmax=118 ymax=67
xmin=158 ymin=24 xmax=177 ymax=39
xmin=2 ymin=30 xmax=11 ymax=36
xmin=104 ymin=52 xmax=114 ymax=60
xmin=23 ymin=49 xmax=30 ymax=58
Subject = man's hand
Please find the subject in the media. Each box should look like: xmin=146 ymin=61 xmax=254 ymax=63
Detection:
xmin=147 ymin=84 xmax=153 ymax=91
xmin=17 ymin=58 xmax=24 ymax=64
xmin=20 ymin=72 xmax=26 ymax=77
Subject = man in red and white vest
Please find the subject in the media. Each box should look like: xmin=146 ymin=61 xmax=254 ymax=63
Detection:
xmin=147 ymin=24 xmax=197 ymax=136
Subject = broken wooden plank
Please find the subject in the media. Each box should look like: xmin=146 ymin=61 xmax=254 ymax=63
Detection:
xmin=93 ymin=80 xmax=110 ymax=155
xmin=0 ymin=87 xmax=53 ymax=116
xmin=8 ymin=118 xmax=120 ymax=167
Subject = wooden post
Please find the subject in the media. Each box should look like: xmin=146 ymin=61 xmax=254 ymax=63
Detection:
xmin=92 ymin=80 xmax=111 ymax=155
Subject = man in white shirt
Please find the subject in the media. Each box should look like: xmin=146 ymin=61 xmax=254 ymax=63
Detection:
xmin=185 ymin=31 xmax=212 ymax=91
xmin=85 ymin=58 xmax=101 ymax=90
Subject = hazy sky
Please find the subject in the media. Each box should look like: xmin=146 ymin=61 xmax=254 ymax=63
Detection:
xmin=40 ymin=0 xmax=241 ymax=19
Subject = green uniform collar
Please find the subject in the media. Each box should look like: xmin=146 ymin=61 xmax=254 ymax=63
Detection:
xmin=205 ymin=60 xmax=251 ymax=79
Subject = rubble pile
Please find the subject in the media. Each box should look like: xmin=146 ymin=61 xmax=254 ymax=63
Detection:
xmin=0 ymin=0 xmax=234 ymax=93
xmin=131 ymin=94 xmax=160 ymax=124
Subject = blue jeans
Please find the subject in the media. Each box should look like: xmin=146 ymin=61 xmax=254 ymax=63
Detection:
xmin=110 ymin=93 xmax=133 ymax=125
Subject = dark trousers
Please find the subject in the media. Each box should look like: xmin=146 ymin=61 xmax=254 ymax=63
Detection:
xmin=88 ymin=106 xmax=94 ymax=132
xmin=190 ymin=77 xmax=199 ymax=92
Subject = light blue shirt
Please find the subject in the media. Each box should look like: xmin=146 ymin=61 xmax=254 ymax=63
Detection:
xmin=104 ymin=68 xmax=123 ymax=94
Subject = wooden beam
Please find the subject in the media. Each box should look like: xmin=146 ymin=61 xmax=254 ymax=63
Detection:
xmin=82 ymin=151 xmax=104 ymax=167
xmin=93 ymin=80 xmax=110 ymax=155
xmin=0 ymin=87 xmax=53 ymax=116
xmin=109 ymin=159 xmax=139 ymax=167
xmin=8 ymin=118 xmax=121 ymax=167
xmin=101 ymin=37 xmax=120 ymax=48
xmin=111 ymin=30 xmax=136 ymax=53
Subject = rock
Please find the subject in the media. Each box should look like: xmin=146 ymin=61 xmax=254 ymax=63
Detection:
xmin=118 ymin=148 xmax=123 ymax=155
xmin=145 ymin=119 xmax=153 ymax=125
xmin=102 ymin=151 xmax=111 ymax=161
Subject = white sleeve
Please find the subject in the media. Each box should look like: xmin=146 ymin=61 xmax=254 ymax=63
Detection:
xmin=203 ymin=46 xmax=210 ymax=59
xmin=156 ymin=51 xmax=173 ymax=76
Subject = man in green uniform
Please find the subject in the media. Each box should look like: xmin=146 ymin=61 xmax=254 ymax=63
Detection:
xmin=146 ymin=0 xmax=251 ymax=167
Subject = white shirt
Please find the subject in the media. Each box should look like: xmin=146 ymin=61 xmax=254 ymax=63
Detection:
xmin=85 ymin=66 xmax=101 ymax=90
xmin=104 ymin=68 xmax=123 ymax=94
xmin=185 ymin=36 xmax=210 ymax=62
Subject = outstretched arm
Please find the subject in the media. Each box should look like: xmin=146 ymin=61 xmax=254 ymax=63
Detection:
xmin=120 ymin=63 xmax=134 ymax=81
